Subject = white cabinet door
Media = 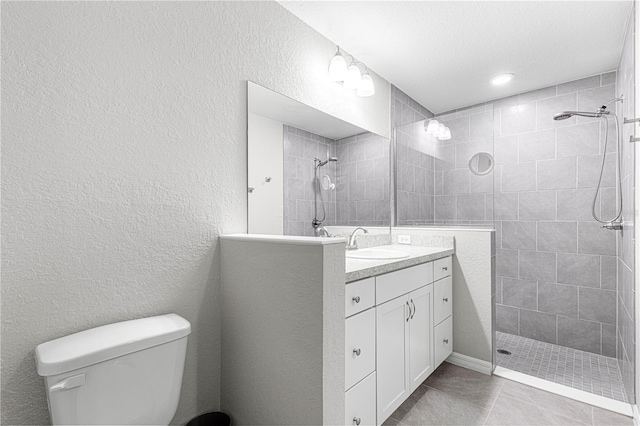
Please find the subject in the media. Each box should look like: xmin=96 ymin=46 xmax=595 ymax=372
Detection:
xmin=408 ymin=285 xmax=433 ymax=392
xmin=376 ymin=295 xmax=410 ymax=424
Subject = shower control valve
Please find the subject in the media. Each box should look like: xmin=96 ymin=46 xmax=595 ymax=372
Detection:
xmin=601 ymin=222 xmax=623 ymax=231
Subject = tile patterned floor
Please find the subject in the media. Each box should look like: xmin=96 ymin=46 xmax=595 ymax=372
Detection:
xmin=384 ymin=362 xmax=633 ymax=426
xmin=496 ymin=332 xmax=628 ymax=403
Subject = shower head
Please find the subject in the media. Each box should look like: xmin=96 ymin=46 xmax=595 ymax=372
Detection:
xmin=315 ymin=157 xmax=338 ymax=167
xmin=553 ymin=110 xmax=611 ymax=121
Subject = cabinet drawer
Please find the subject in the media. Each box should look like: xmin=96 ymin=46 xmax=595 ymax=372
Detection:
xmin=376 ymin=263 xmax=433 ymax=305
xmin=434 ymin=275 xmax=452 ymax=325
xmin=346 ymin=277 xmax=375 ymax=318
xmin=434 ymin=315 xmax=453 ymax=368
xmin=433 ymin=256 xmax=452 ymax=282
xmin=345 ymin=371 xmax=376 ymax=426
xmin=346 ymin=308 xmax=376 ymax=390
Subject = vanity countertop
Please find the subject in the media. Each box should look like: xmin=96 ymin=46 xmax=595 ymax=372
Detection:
xmin=345 ymin=244 xmax=454 ymax=283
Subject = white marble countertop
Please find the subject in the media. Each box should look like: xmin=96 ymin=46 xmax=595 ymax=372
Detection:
xmin=345 ymin=244 xmax=455 ymax=283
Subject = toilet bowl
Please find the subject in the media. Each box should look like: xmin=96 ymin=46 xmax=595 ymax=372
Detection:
xmin=35 ymin=313 xmax=191 ymax=425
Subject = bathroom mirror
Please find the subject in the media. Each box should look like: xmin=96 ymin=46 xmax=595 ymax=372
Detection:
xmin=247 ymin=81 xmax=391 ymax=236
xmin=468 ymin=152 xmax=494 ymax=176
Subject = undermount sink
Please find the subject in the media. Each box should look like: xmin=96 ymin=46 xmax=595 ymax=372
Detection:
xmin=346 ymin=248 xmax=410 ymax=260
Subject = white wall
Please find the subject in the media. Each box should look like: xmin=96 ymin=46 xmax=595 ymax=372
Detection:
xmin=1 ymin=2 xmax=390 ymax=424
xmin=248 ymin=113 xmax=284 ymax=234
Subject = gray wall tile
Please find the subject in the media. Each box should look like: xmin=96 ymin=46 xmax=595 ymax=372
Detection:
xmin=502 ymin=278 xmax=537 ymax=310
xmin=502 ymin=221 xmax=536 ymax=250
xmin=456 ymin=194 xmax=486 ymax=220
xmin=497 ymin=249 xmax=519 ymax=278
xmin=520 ymin=309 xmax=557 ymax=344
xmin=538 ymin=282 xmax=578 ymax=318
xmin=518 ymin=129 xmax=556 ymax=162
xmin=537 ymin=221 xmax=577 ymax=253
xmin=578 ymin=222 xmax=616 ymax=255
xmin=578 ymin=154 xmax=616 ymax=188
xmin=556 ymin=122 xmax=600 ymax=158
xmin=602 ymin=324 xmax=616 ymax=357
xmin=501 ymin=102 xmax=536 ymax=135
xmin=579 ymin=288 xmax=616 ymax=325
xmin=496 ymin=305 xmax=519 ymax=334
xmin=519 ymin=251 xmax=556 ymax=282
xmin=600 ymin=255 xmax=617 ymax=290
xmin=537 ymin=158 xmax=577 ymax=190
xmin=556 ymin=189 xmax=596 ymax=221
xmin=557 ymin=253 xmax=600 ymax=287
xmin=519 ymin=191 xmax=556 ymax=220
xmin=557 ymin=75 xmax=600 ymax=95
xmin=557 ymin=316 xmax=601 ymax=353
xmin=502 ymin=162 xmax=536 ymax=192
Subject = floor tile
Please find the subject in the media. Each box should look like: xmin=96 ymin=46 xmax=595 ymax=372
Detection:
xmin=592 ymin=407 xmax=634 ymax=426
xmin=391 ymin=385 xmax=490 ymax=425
xmin=499 ymin=380 xmax=593 ymax=424
xmin=496 ymin=331 xmax=628 ymax=402
xmin=484 ymin=394 xmax=590 ymax=425
xmin=424 ymin=362 xmax=505 ymax=408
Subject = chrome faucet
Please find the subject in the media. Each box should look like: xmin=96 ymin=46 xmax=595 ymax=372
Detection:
xmin=347 ymin=227 xmax=368 ymax=250
xmin=315 ymin=226 xmax=332 ymax=237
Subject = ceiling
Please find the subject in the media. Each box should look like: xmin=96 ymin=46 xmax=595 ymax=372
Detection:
xmin=280 ymin=1 xmax=633 ymax=114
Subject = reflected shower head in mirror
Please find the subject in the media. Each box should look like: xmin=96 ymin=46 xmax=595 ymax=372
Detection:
xmin=315 ymin=157 xmax=338 ymax=168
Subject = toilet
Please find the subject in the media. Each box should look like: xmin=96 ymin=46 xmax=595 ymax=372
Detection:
xmin=35 ymin=313 xmax=191 ymax=425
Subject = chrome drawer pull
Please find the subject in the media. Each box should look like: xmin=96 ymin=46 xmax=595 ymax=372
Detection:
xmin=411 ymin=299 xmax=416 ymax=319
xmin=353 ymin=417 xmax=361 ymax=425
xmin=352 ymin=296 xmax=361 ymax=303
xmin=442 ymin=266 xmax=448 ymax=271
xmin=406 ymin=301 xmax=411 ymax=322
xmin=353 ymin=348 xmax=361 ymax=356
xmin=443 ymin=297 xmax=449 ymax=302
xmin=443 ymin=339 xmax=449 ymax=344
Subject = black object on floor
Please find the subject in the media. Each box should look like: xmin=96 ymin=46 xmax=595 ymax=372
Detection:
xmin=497 ymin=349 xmax=512 ymax=355
xmin=186 ymin=412 xmax=231 ymax=426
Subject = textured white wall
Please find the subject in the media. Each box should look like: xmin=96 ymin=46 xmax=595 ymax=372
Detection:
xmin=1 ymin=2 xmax=390 ymax=424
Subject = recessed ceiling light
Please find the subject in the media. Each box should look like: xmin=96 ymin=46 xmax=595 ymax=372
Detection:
xmin=491 ymin=73 xmax=515 ymax=85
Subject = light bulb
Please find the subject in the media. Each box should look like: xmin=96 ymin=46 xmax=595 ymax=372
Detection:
xmin=328 ymin=48 xmax=348 ymax=82
xmin=439 ymin=127 xmax=452 ymax=140
xmin=357 ymin=73 xmax=375 ymax=97
xmin=343 ymin=63 xmax=362 ymax=90
xmin=425 ymin=119 xmax=440 ymax=136
xmin=491 ymin=73 xmax=515 ymax=85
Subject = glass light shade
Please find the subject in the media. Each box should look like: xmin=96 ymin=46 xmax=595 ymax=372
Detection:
xmin=343 ymin=64 xmax=362 ymax=90
xmin=357 ymin=73 xmax=375 ymax=97
xmin=425 ymin=119 xmax=440 ymax=136
xmin=328 ymin=52 xmax=348 ymax=82
xmin=439 ymin=127 xmax=452 ymax=140
xmin=437 ymin=123 xmax=446 ymax=137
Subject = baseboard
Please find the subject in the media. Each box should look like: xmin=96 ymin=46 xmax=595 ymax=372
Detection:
xmin=493 ymin=366 xmax=633 ymax=417
xmin=445 ymin=352 xmax=493 ymax=375
xmin=633 ymin=404 xmax=640 ymax=426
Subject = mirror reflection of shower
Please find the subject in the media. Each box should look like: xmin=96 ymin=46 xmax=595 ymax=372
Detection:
xmin=553 ymin=97 xmax=623 ymax=230
xmin=312 ymin=156 xmax=337 ymax=236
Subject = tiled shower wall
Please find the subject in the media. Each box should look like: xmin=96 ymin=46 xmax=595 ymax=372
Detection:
xmin=283 ymin=125 xmax=337 ymax=236
xmin=616 ymin=7 xmax=635 ymax=402
xmin=283 ymin=125 xmax=391 ymax=235
xmin=490 ymin=73 xmax=620 ymax=357
xmin=335 ymin=132 xmax=390 ymax=227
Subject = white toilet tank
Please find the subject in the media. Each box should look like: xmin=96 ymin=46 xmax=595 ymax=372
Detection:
xmin=35 ymin=313 xmax=191 ymax=425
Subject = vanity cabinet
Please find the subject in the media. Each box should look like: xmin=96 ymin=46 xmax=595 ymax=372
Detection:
xmin=345 ymin=255 xmax=453 ymax=426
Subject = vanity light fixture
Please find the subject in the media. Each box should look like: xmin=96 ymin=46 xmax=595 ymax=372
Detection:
xmin=328 ymin=46 xmax=348 ymax=82
xmin=424 ymin=119 xmax=451 ymax=140
xmin=328 ymin=45 xmax=375 ymax=97
xmin=491 ymin=73 xmax=515 ymax=85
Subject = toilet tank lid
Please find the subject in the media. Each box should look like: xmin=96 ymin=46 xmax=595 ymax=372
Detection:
xmin=35 ymin=313 xmax=191 ymax=377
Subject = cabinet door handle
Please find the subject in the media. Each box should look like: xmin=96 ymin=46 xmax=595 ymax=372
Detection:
xmin=352 ymin=296 xmax=360 ymax=303
xmin=443 ymin=297 xmax=449 ymax=302
xmin=406 ymin=301 xmax=411 ymax=322
xmin=353 ymin=417 xmax=361 ymax=425
xmin=442 ymin=266 xmax=448 ymax=271
xmin=411 ymin=299 xmax=416 ymax=319
xmin=353 ymin=348 xmax=361 ymax=356
xmin=443 ymin=339 xmax=449 ymax=344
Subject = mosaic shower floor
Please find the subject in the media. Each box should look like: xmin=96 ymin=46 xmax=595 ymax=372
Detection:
xmin=496 ymin=332 xmax=628 ymax=403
